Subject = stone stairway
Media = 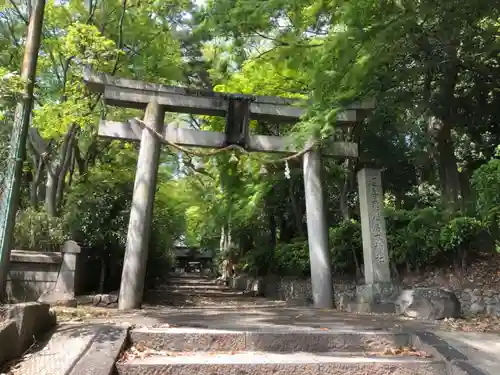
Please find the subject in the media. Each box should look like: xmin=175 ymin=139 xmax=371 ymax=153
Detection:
xmin=115 ymin=327 xmax=449 ymax=375
xmin=144 ymin=273 xmax=271 ymax=307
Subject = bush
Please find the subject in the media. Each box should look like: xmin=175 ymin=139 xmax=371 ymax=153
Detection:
xmin=274 ymin=220 xmax=363 ymax=277
xmin=384 ymin=208 xmax=414 ymax=269
xmin=274 ymin=239 xmax=310 ymax=277
xmin=247 ymin=208 xmax=490 ymax=279
xmin=439 ymin=216 xmax=488 ymax=269
xmin=472 ymin=158 xmax=500 ymax=246
xmin=329 ymin=220 xmax=362 ymax=276
xmin=14 ymin=208 xmax=67 ymax=252
xmin=403 ymin=207 xmax=445 ymax=269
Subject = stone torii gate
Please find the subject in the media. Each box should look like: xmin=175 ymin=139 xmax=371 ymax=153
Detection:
xmin=83 ymin=70 xmax=393 ymax=311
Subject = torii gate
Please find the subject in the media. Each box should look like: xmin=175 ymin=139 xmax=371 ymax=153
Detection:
xmin=84 ymin=70 xmax=393 ymax=311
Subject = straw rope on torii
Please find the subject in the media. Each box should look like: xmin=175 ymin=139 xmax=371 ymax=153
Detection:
xmin=129 ymin=117 xmax=316 ymax=165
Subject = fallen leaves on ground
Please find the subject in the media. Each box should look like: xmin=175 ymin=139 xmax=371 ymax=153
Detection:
xmin=440 ymin=316 xmax=500 ymax=332
xmin=370 ymin=346 xmax=432 ymax=358
xmin=52 ymin=306 xmax=115 ymax=322
xmin=118 ymin=345 xmax=242 ymax=362
xmin=400 ymin=254 xmax=500 ymax=290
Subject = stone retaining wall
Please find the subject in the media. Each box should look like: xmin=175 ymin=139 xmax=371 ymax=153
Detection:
xmin=230 ymin=275 xmax=500 ymax=317
xmin=6 ymin=241 xmax=85 ymax=304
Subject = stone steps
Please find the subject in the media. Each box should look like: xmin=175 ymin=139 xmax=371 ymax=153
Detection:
xmin=116 ymin=352 xmax=447 ymax=375
xmin=157 ymin=284 xmax=231 ymax=292
xmin=116 ymin=327 xmax=449 ymax=375
xmin=150 ymin=289 xmax=247 ymax=297
xmin=165 ymin=278 xmax=218 ymax=286
xmin=129 ymin=327 xmax=412 ymax=353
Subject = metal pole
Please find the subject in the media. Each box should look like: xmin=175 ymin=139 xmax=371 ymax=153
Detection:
xmin=0 ymin=0 xmax=46 ymax=301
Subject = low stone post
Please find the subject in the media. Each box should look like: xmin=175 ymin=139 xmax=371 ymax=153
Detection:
xmin=119 ymin=101 xmax=165 ymax=310
xmin=356 ymin=168 xmax=398 ymax=310
xmin=38 ymin=240 xmax=81 ymax=305
xmin=303 ymin=147 xmax=334 ymax=308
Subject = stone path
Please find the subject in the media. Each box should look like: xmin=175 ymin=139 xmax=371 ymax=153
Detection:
xmin=7 ymin=273 xmax=500 ymax=374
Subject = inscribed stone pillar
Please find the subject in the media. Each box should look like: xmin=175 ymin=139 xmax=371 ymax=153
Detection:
xmin=303 ymin=148 xmax=334 ymax=308
xmin=357 ymin=168 xmax=390 ymax=284
xmin=119 ymin=101 xmax=164 ymax=310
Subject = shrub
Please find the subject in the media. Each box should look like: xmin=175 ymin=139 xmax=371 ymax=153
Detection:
xmin=440 ymin=216 xmax=488 ymax=269
xmin=274 ymin=239 xmax=310 ymax=277
xmin=472 ymin=158 xmax=500 ymax=247
xmin=329 ymin=220 xmax=362 ymax=276
xmin=14 ymin=208 xmax=67 ymax=252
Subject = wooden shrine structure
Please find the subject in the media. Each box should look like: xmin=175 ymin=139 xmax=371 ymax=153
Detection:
xmin=84 ymin=69 xmax=393 ymax=311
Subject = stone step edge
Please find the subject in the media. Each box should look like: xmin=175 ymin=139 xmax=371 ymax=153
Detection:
xmin=116 ymin=353 xmax=447 ymax=375
xmin=130 ymin=328 xmax=413 ymax=352
xmin=118 ymin=352 xmax=443 ymax=365
xmin=132 ymin=326 xmax=411 ymax=335
xmin=147 ymin=293 xmax=251 ymax=297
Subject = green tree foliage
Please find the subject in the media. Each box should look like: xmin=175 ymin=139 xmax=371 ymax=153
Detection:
xmin=2 ymin=0 xmax=500 ymax=293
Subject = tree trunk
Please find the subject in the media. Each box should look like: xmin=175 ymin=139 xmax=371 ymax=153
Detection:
xmin=459 ymin=169 xmax=474 ymax=214
xmin=288 ymin=178 xmax=304 ymax=236
xmin=45 ymin=168 xmax=58 ymax=216
xmin=30 ymin=158 xmax=44 ymax=207
xmin=38 ymin=124 xmax=78 ymax=216
xmin=340 ymin=160 xmax=351 ymax=221
xmin=98 ymin=255 xmax=107 ymax=294
xmin=436 ymin=124 xmax=461 ymax=209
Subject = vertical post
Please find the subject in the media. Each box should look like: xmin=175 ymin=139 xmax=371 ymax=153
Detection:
xmin=303 ymin=147 xmax=333 ymax=308
xmin=118 ymin=101 xmax=164 ymax=310
xmin=357 ymin=168 xmax=390 ymax=284
xmin=0 ymin=0 xmax=46 ymax=302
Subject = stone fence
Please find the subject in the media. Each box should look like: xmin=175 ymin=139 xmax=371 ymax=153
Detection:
xmin=6 ymin=240 xmax=85 ymax=305
xmin=230 ymin=275 xmax=500 ymax=317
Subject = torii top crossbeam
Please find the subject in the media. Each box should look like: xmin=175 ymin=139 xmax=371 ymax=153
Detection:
xmin=83 ymin=69 xmax=373 ymax=123
xmin=83 ymin=69 xmax=373 ymax=158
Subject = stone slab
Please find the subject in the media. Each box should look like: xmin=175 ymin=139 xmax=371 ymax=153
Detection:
xmin=130 ymin=327 xmax=412 ymax=353
xmin=7 ymin=324 xmax=99 ymax=375
xmin=7 ymin=323 xmax=129 ymax=375
xmin=116 ymin=353 xmax=447 ymax=375
xmin=7 ymin=302 xmax=56 ymax=356
xmin=68 ymin=324 xmax=129 ymax=375
xmin=413 ymin=331 xmax=492 ymax=375
xmin=0 ymin=320 xmax=18 ymax=365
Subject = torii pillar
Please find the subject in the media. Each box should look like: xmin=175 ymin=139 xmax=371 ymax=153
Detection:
xmin=303 ymin=145 xmax=334 ymax=308
xmin=118 ymin=101 xmax=164 ymax=310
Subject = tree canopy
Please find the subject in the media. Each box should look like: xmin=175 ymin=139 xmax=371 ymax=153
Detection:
xmin=1 ymin=0 xmax=500 ymax=290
